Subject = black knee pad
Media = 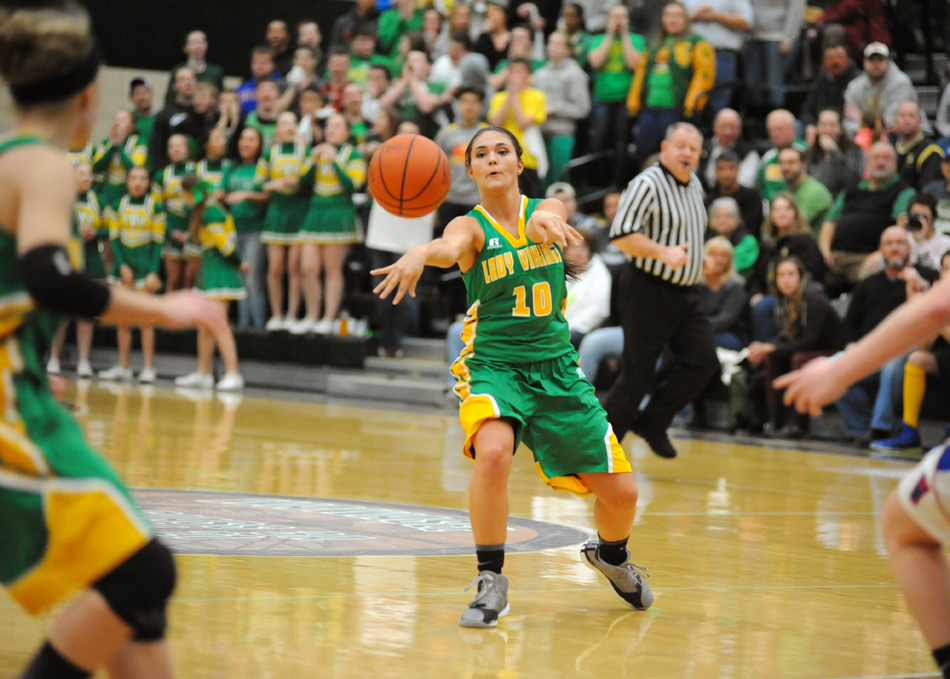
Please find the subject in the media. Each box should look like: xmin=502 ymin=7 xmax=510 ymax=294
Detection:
xmin=93 ymin=539 xmax=176 ymax=641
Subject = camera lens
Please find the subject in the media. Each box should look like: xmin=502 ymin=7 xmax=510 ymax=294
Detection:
xmin=907 ymin=215 xmax=923 ymax=230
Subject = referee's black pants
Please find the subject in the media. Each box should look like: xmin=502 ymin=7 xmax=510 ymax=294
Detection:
xmin=603 ymin=267 xmax=720 ymax=438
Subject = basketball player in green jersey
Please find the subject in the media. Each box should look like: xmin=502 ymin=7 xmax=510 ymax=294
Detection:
xmin=373 ymin=126 xmax=653 ymax=628
xmin=0 ymin=4 xmax=226 ymax=677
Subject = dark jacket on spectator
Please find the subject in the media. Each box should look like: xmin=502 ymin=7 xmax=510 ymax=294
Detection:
xmin=800 ymin=62 xmax=860 ymax=128
xmin=149 ymin=101 xmax=203 ymax=170
xmin=771 ymin=283 xmax=844 ymax=359
xmin=329 ymin=7 xmax=380 ymax=52
xmin=698 ymin=277 xmax=749 ymax=345
xmin=750 ymin=233 xmax=826 ymax=297
xmin=841 ymin=264 xmax=940 ymax=343
xmin=806 ymin=140 xmax=865 ymax=196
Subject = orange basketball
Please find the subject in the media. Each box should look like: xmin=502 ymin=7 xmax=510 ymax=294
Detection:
xmin=367 ymin=134 xmax=452 ymax=218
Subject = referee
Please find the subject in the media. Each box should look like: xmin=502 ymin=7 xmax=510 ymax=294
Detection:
xmin=603 ymin=122 xmax=720 ymax=458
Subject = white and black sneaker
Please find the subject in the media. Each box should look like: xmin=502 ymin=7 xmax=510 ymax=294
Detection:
xmin=581 ymin=540 xmax=653 ymax=610
xmin=459 ymin=571 xmax=510 ymax=628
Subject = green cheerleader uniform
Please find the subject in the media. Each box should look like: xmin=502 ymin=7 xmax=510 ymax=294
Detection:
xmin=0 ymin=136 xmax=152 ymax=615
xmin=65 ymin=142 xmax=94 ymax=169
xmin=107 ymin=193 xmax=165 ymax=289
xmin=257 ymin=140 xmax=310 ymax=246
xmin=152 ymin=160 xmax=196 ymax=260
xmin=195 ymin=203 xmax=247 ymax=301
xmin=74 ymin=189 xmax=108 ymax=280
xmin=450 ymin=196 xmax=631 ymax=497
xmin=224 ymin=162 xmax=266 ymax=234
xmin=299 ymin=143 xmax=366 ymax=245
xmin=92 ymin=134 xmax=148 ymax=207
xmin=197 ymin=157 xmax=232 ymax=194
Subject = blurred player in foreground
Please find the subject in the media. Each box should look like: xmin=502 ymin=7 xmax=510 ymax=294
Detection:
xmin=776 ymin=274 xmax=950 ymax=679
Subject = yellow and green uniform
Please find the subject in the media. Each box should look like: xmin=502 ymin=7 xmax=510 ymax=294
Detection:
xmin=224 ymin=163 xmax=266 ymax=235
xmin=258 ymin=140 xmax=310 ymax=245
xmin=74 ymin=189 xmax=108 ymax=280
xmin=152 ymin=160 xmax=196 ymax=259
xmin=0 ymin=135 xmax=151 ymax=615
xmin=194 ymin=203 xmax=246 ymax=301
xmin=627 ymin=34 xmax=715 ymax=117
xmin=65 ymin=142 xmax=94 ymax=169
xmin=450 ymin=196 xmax=631 ymax=496
xmin=92 ymin=134 xmax=148 ymax=206
xmin=106 ymin=193 xmax=165 ymax=288
xmin=197 ymin=157 xmax=232 ymax=194
xmin=299 ymin=143 xmax=366 ymax=244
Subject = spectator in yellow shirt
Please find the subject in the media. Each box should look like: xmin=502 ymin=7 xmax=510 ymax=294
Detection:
xmin=487 ymin=58 xmax=547 ymax=197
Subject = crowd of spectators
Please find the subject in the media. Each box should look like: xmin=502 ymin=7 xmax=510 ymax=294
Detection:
xmin=61 ymin=0 xmax=950 ymax=445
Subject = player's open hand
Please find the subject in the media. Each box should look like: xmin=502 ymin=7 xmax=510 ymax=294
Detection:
xmin=773 ymin=356 xmax=843 ymax=416
xmin=527 ymin=210 xmax=583 ymax=249
xmin=372 ymin=247 xmax=427 ymax=305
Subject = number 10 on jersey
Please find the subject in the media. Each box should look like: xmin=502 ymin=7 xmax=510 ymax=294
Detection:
xmin=512 ymin=282 xmax=552 ymax=317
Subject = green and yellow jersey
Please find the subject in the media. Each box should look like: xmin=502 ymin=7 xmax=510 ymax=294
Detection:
xmin=0 ymin=135 xmax=153 ymax=614
xmin=74 ymin=189 xmax=107 ymax=278
xmin=457 ymin=196 xmax=573 ymax=364
xmin=106 ymin=194 xmax=165 ymax=282
xmin=300 ymin=143 xmax=366 ymax=198
xmin=197 ymin=158 xmax=232 ymax=194
xmin=152 ymin=160 xmax=196 ymax=224
xmin=255 ymin=140 xmax=309 ymax=194
xmin=92 ymin=134 xmax=148 ymax=206
xmin=65 ymin=142 xmax=94 ymax=168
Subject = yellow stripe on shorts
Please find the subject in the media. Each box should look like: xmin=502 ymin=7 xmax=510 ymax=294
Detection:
xmin=459 ymin=393 xmax=501 ymax=460
xmin=2 ymin=470 xmax=151 ymax=614
xmin=533 ymin=425 xmax=632 ymax=497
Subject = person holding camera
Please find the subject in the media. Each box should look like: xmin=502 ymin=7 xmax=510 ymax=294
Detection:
xmin=902 ymin=193 xmax=950 ymax=272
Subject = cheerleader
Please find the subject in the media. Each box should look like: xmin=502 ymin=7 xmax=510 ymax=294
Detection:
xmin=257 ymin=111 xmax=310 ymax=331
xmin=294 ymin=113 xmax=366 ymax=334
xmin=47 ymin=162 xmax=106 ymax=377
xmin=99 ymin=166 xmax=165 ymax=382
xmin=91 ymin=108 xmax=147 ymax=206
xmin=152 ymin=133 xmax=196 ymax=291
xmin=174 ymin=174 xmax=247 ymax=391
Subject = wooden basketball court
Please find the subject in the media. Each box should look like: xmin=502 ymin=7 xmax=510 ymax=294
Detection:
xmin=0 ymin=382 xmax=940 ymax=678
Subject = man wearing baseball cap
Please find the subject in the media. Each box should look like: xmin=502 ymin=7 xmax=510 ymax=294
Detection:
xmin=128 ymin=76 xmax=156 ymax=150
xmin=842 ymin=41 xmax=924 ymax=138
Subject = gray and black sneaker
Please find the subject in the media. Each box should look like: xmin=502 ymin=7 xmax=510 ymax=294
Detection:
xmin=459 ymin=571 xmax=510 ymax=628
xmin=581 ymin=540 xmax=653 ymax=610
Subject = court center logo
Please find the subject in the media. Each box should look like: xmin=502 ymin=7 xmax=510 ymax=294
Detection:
xmin=133 ymin=489 xmax=589 ymax=556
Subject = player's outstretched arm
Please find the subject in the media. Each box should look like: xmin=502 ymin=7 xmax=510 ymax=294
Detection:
xmin=372 ymin=216 xmax=480 ymax=304
xmin=526 ymin=199 xmax=583 ymax=248
xmin=776 ymin=275 xmax=950 ymax=415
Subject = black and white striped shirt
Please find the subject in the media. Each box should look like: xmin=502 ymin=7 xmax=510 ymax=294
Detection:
xmin=609 ymin=162 xmax=707 ymax=286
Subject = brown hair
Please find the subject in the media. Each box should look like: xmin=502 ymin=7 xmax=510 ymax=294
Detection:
xmin=766 ymin=192 xmax=812 ymax=243
xmin=181 ymin=173 xmax=206 ymax=243
xmin=0 ymin=3 xmax=94 ymax=104
xmin=774 ymin=256 xmax=808 ymax=340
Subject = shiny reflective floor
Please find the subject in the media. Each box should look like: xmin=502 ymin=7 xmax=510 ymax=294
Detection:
xmin=0 ymin=382 xmax=940 ymax=679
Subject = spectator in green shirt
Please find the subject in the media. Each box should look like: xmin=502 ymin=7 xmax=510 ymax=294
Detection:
xmin=586 ymin=4 xmax=645 ymax=188
xmin=378 ymin=0 xmax=426 ymax=59
xmin=164 ymin=30 xmax=225 ymax=107
xmin=777 ymin=146 xmax=833 ymax=235
xmin=129 ymin=76 xmax=156 ymax=154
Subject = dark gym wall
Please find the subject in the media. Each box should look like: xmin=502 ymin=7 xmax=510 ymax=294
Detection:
xmin=85 ymin=1 xmax=347 ymax=77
